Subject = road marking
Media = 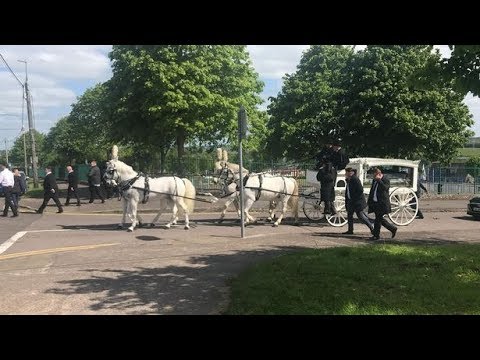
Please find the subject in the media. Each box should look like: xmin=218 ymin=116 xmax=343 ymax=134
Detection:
xmin=0 ymin=231 xmax=27 ymax=255
xmin=0 ymin=243 xmax=120 ymax=261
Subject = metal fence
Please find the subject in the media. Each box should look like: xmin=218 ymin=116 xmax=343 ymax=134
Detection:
xmin=37 ymin=161 xmax=480 ymax=195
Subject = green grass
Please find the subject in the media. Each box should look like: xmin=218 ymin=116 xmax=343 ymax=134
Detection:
xmin=225 ymin=244 xmax=480 ymax=315
xmin=458 ymin=148 xmax=480 ymax=157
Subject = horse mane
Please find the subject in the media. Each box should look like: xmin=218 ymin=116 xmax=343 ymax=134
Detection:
xmin=113 ymin=159 xmax=136 ymax=175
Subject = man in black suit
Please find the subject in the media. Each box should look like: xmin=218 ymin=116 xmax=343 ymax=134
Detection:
xmin=331 ymin=140 xmax=349 ymax=171
xmin=37 ymin=166 xmax=63 ymax=214
xmin=65 ymin=165 xmax=81 ymax=206
xmin=88 ymin=160 xmax=105 ymax=204
xmin=343 ymin=167 xmax=374 ymax=235
xmin=367 ymin=167 xmax=397 ymax=240
xmin=316 ymin=158 xmax=337 ymax=215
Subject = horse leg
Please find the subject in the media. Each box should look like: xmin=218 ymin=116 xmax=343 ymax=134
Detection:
xmin=267 ymin=200 xmax=277 ymax=222
xmin=175 ymin=199 xmax=190 ymax=230
xmin=118 ymin=197 xmax=127 ymax=229
xmin=219 ymin=194 xmax=236 ymax=223
xmin=273 ymin=197 xmax=288 ymax=227
xmin=244 ymin=197 xmax=256 ymax=224
xmin=127 ymin=200 xmax=139 ymax=232
xmin=150 ymin=198 xmax=168 ymax=228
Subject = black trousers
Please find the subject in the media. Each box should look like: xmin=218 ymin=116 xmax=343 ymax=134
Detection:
xmin=38 ymin=192 xmax=63 ymax=213
xmin=3 ymin=186 xmax=18 ymax=216
xmin=89 ymin=185 xmax=105 ymax=202
xmin=373 ymin=211 xmax=397 ymax=237
xmin=66 ymin=186 xmax=81 ymax=205
xmin=347 ymin=208 xmax=373 ymax=232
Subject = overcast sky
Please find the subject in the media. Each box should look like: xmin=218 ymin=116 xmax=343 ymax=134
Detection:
xmin=1 ymin=45 xmax=478 ymax=151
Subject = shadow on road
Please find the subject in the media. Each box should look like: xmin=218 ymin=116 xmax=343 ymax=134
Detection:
xmin=44 ymin=245 xmax=311 ymax=314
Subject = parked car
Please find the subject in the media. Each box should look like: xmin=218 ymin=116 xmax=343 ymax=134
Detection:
xmin=467 ymin=197 xmax=480 ymax=220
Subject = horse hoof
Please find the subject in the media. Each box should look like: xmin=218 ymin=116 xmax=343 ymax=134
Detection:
xmin=266 ymin=217 xmax=272 ymax=222
xmin=149 ymin=223 xmax=156 ymax=228
xmin=117 ymin=224 xmax=124 ymax=230
xmin=218 ymin=219 xmax=224 ymax=224
xmin=272 ymin=223 xmax=279 ymax=227
xmin=138 ymin=222 xmax=143 ymax=228
xmin=184 ymin=226 xmax=190 ymax=230
xmin=127 ymin=228 xmax=134 ymax=232
xmin=164 ymin=224 xmax=171 ymax=229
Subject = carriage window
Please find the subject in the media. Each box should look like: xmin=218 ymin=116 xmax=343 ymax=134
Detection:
xmin=364 ymin=165 xmax=413 ymax=187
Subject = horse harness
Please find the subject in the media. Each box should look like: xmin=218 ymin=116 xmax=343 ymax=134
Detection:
xmin=117 ymin=172 xmax=150 ymax=204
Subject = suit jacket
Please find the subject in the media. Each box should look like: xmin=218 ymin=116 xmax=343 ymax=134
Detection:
xmin=332 ymin=148 xmax=349 ymax=171
xmin=367 ymin=175 xmax=391 ymax=215
xmin=43 ymin=173 xmax=59 ymax=195
xmin=345 ymin=175 xmax=367 ymax=212
xmin=317 ymin=162 xmax=337 ymax=202
xmin=67 ymin=171 xmax=78 ymax=188
xmin=88 ymin=166 xmax=101 ymax=185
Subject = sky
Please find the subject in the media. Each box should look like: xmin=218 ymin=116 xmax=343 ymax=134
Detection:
xmin=1 ymin=45 xmax=479 ymax=153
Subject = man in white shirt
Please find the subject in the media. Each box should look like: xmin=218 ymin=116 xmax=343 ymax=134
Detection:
xmin=0 ymin=163 xmax=19 ymax=217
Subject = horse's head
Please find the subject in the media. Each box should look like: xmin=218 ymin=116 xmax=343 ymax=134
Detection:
xmin=104 ymin=159 xmax=137 ymax=186
xmin=103 ymin=160 xmax=120 ymax=186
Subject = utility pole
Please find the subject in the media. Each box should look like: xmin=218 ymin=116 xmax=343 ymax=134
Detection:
xmin=4 ymin=139 xmax=8 ymax=165
xmin=19 ymin=60 xmax=39 ymax=187
xmin=238 ymin=106 xmax=248 ymax=239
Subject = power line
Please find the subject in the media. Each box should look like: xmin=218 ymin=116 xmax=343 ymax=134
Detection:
xmin=0 ymin=53 xmax=24 ymax=88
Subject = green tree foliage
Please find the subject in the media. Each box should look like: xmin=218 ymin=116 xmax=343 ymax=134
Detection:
xmin=42 ymin=84 xmax=117 ymax=166
xmin=266 ymin=45 xmax=353 ymax=160
xmin=8 ymin=129 xmax=45 ymax=168
xmin=444 ymin=46 xmax=480 ymax=97
xmin=106 ymin=45 xmax=265 ymax=174
xmin=466 ymin=155 xmax=480 ymax=168
xmin=341 ymin=45 xmax=473 ymax=163
xmin=267 ymin=45 xmax=474 ymax=164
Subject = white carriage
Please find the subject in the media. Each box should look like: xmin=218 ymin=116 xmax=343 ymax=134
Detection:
xmin=302 ymin=158 xmax=420 ymax=227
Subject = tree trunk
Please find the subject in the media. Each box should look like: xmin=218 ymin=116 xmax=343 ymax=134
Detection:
xmin=176 ymin=131 xmax=186 ymax=176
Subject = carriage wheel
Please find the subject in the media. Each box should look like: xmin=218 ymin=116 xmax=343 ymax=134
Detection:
xmin=326 ymin=197 xmax=348 ymax=227
xmin=388 ymin=188 xmax=418 ymax=226
xmin=302 ymin=190 xmax=325 ymax=222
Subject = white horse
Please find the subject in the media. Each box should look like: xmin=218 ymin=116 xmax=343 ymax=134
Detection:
xmin=104 ymin=146 xmax=196 ymax=232
xmin=213 ymin=148 xmax=277 ymax=223
xmin=243 ymin=173 xmax=299 ymax=227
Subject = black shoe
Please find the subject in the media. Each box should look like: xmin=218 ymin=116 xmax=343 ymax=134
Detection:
xmin=369 ymin=236 xmax=380 ymax=241
xmin=342 ymin=231 xmax=354 ymax=235
xmin=1 ymin=214 xmax=7 ymax=217
xmin=57 ymin=210 xmax=63 ymax=214
xmin=36 ymin=210 xmax=43 ymax=214
xmin=391 ymin=228 xmax=397 ymax=239
xmin=89 ymin=200 xmax=94 ymax=203
xmin=416 ymin=215 xmax=424 ymax=219
xmin=101 ymin=200 xmax=105 ymax=204
xmin=11 ymin=214 xmax=19 ymax=217
xmin=64 ymin=203 xmax=70 ymax=206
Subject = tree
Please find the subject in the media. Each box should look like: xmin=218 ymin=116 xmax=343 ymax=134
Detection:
xmin=341 ymin=45 xmax=473 ymax=164
xmin=106 ymin=45 xmax=265 ymax=175
xmin=8 ymin=129 xmax=45 ymax=169
xmin=444 ymin=46 xmax=480 ymax=97
xmin=266 ymin=45 xmax=354 ymax=160
xmin=42 ymin=84 xmax=118 ymax=167
xmin=466 ymin=156 xmax=480 ymax=168
xmin=267 ymin=45 xmax=474 ymax=164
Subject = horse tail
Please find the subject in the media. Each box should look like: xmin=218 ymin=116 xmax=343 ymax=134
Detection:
xmin=182 ymin=178 xmax=196 ymax=213
xmin=287 ymin=178 xmax=299 ymax=220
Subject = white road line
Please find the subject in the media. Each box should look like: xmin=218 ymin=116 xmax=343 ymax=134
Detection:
xmin=0 ymin=231 xmax=27 ymax=255
xmin=0 ymin=229 xmax=85 ymax=256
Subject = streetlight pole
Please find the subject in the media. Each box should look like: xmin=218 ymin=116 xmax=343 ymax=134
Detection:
xmin=4 ymin=139 xmax=8 ymax=165
xmin=18 ymin=60 xmax=39 ymax=188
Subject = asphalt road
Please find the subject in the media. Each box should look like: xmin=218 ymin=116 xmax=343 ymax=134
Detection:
xmin=0 ymin=197 xmax=478 ymax=315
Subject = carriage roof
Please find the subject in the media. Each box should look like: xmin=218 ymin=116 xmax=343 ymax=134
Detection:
xmin=344 ymin=157 xmax=420 ymax=170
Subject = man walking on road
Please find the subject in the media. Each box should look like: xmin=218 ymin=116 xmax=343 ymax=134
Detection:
xmin=65 ymin=165 xmax=81 ymax=206
xmin=88 ymin=160 xmax=105 ymax=204
xmin=0 ymin=163 xmax=19 ymax=217
xmin=36 ymin=166 xmax=63 ymax=214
